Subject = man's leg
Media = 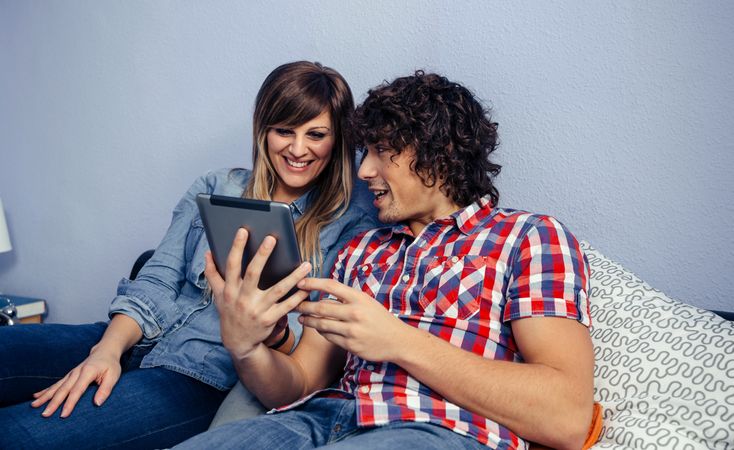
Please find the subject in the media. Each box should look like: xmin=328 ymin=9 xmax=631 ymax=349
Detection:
xmin=0 ymin=366 xmax=227 ymax=449
xmin=0 ymin=322 xmax=107 ymax=405
xmin=323 ymin=421 xmax=489 ymax=450
xmin=174 ymin=397 xmax=360 ymax=450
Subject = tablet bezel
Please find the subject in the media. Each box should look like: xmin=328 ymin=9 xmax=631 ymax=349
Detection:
xmin=196 ymin=193 xmax=302 ymax=293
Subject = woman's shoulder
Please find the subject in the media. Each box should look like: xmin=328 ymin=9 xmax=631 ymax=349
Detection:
xmin=196 ymin=168 xmax=252 ymax=196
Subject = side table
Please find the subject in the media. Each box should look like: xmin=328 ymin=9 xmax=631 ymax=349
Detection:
xmin=0 ymin=294 xmax=47 ymax=324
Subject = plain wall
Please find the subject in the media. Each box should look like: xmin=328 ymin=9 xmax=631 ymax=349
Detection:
xmin=1 ymin=0 xmax=732 ymax=323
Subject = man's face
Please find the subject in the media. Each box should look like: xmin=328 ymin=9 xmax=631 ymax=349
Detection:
xmin=358 ymin=143 xmax=460 ymax=235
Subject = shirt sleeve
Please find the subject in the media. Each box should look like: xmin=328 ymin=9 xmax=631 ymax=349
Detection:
xmin=503 ymin=215 xmax=591 ymax=326
xmin=108 ymin=172 xmax=213 ymax=339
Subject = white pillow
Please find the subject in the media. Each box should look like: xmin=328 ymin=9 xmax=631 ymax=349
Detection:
xmin=580 ymin=241 xmax=734 ymax=450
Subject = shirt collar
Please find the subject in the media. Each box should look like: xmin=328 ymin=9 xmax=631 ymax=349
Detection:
xmin=288 ymin=187 xmax=319 ymax=218
xmin=380 ymin=195 xmax=495 ymax=240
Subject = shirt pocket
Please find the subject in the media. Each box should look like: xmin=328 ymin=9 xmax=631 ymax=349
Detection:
xmin=418 ymin=255 xmax=487 ymax=320
xmin=185 ymin=216 xmax=209 ymax=289
xmin=349 ymin=263 xmax=388 ymax=303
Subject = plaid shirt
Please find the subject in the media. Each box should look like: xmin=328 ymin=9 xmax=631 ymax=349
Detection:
xmin=280 ymin=196 xmax=591 ymax=449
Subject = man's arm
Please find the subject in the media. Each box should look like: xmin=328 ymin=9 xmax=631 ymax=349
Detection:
xmin=394 ymin=316 xmax=594 ymax=450
xmin=297 ymin=278 xmax=594 ymax=450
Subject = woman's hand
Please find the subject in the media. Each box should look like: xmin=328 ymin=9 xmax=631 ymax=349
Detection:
xmin=204 ymin=228 xmax=311 ymax=361
xmin=31 ymin=346 xmax=122 ymax=418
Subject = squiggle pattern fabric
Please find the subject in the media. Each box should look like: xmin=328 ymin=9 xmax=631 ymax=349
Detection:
xmin=581 ymin=241 xmax=733 ymax=450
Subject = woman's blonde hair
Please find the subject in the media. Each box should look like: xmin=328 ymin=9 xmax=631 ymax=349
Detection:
xmin=244 ymin=61 xmax=355 ymax=274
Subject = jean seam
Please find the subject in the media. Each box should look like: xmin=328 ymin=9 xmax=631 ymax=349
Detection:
xmin=97 ymin=410 xmax=215 ymax=449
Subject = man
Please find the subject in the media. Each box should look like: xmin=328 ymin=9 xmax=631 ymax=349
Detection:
xmin=178 ymin=72 xmax=595 ymax=449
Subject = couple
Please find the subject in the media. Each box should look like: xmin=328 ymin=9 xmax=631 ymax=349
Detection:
xmin=0 ymin=61 xmax=596 ymax=450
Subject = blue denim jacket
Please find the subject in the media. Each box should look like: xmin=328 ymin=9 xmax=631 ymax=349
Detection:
xmin=109 ymin=168 xmax=378 ymax=390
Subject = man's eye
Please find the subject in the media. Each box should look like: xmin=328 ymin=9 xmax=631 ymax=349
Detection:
xmin=274 ymin=128 xmax=293 ymax=136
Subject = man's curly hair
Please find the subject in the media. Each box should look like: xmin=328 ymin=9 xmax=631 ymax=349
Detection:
xmin=351 ymin=71 xmax=501 ymax=207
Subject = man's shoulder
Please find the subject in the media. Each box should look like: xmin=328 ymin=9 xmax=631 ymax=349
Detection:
xmin=473 ymin=207 xmax=558 ymax=234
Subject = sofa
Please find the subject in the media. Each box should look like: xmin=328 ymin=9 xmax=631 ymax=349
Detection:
xmin=205 ymin=241 xmax=734 ymax=449
xmin=129 ymin=242 xmax=734 ymax=447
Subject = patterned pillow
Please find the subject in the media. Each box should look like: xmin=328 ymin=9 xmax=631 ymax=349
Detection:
xmin=580 ymin=241 xmax=734 ymax=450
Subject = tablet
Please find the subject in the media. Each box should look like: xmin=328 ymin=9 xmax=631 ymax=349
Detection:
xmin=196 ymin=194 xmax=302 ymax=293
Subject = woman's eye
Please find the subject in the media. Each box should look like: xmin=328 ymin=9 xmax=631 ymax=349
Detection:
xmin=308 ymin=132 xmax=326 ymax=139
xmin=274 ymin=128 xmax=293 ymax=136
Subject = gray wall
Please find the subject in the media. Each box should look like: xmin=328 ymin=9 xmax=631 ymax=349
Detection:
xmin=1 ymin=1 xmax=732 ymax=323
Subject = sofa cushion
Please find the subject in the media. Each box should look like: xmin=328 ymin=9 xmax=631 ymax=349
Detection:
xmin=581 ymin=241 xmax=734 ymax=449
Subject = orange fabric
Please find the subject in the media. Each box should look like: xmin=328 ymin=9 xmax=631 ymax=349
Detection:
xmin=581 ymin=402 xmax=603 ymax=450
xmin=528 ymin=402 xmax=603 ymax=449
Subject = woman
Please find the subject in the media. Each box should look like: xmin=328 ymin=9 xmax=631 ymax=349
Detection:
xmin=0 ymin=61 xmax=377 ymax=449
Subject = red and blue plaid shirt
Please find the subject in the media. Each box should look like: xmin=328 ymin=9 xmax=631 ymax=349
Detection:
xmin=281 ymin=196 xmax=591 ymax=449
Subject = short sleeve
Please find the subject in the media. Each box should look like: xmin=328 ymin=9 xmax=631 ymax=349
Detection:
xmin=503 ymin=215 xmax=591 ymax=326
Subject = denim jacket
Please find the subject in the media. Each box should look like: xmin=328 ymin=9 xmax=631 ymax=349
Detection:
xmin=109 ymin=168 xmax=378 ymax=390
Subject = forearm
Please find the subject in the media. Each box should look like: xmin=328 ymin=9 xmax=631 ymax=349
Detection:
xmin=91 ymin=314 xmax=144 ymax=359
xmin=231 ymin=343 xmax=309 ymax=409
xmin=393 ymin=325 xmax=593 ymax=450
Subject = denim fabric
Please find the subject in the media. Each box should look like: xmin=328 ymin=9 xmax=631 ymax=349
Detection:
xmin=108 ymin=168 xmax=378 ymax=390
xmin=174 ymin=397 xmax=488 ymax=449
xmin=0 ymin=323 xmax=227 ymax=449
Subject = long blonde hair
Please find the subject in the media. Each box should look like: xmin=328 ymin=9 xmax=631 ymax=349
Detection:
xmin=245 ymin=61 xmax=355 ymax=275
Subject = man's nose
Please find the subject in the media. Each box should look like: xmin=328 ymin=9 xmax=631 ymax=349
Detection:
xmin=358 ymin=151 xmax=376 ymax=180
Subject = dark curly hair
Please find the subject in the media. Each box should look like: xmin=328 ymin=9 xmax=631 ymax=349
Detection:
xmin=351 ymin=71 xmax=501 ymax=207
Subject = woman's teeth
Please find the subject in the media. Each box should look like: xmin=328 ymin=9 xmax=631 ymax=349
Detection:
xmin=286 ymin=158 xmax=310 ymax=168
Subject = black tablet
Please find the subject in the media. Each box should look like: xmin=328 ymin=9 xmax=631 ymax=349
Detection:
xmin=196 ymin=194 xmax=302 ymax=293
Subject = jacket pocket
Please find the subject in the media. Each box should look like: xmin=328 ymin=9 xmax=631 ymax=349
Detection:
xmin=418 ymin=255 xmax=487 ymax=320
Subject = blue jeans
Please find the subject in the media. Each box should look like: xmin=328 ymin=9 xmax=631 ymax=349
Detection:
xmin=0 ymin=323 xmax=227 ymax=449
xmin=174 ymin=396 xmax=487 ymax=449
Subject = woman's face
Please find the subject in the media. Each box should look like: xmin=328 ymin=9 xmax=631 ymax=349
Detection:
xmin=267 ymin=110 xmax=335 ymax=203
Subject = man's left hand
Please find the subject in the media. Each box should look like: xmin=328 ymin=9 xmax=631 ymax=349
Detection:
xmin=295 ymin=278 xmax=409 ymax=362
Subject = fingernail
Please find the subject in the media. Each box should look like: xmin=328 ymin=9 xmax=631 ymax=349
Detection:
xmin=301 ymin=262 xmax=311 ymax=271
xmin=264 ymin=236 xmax=275 ymax=249
xmin=42 ymin=410 xmax=50 ymax=417
xmin=297 ymin=279 xmax=306 ymax=288
xmin=237 ymin=228 xmax=246 ymax=238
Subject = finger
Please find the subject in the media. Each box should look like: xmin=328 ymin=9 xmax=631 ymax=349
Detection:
xmin=31 ymin=378 xmax=64 ymax=407
xmin=297 ymin=278 xmax=361 ymax=303
xmin=272 ymin=288 xmax=312 ymax=318
xmin=60 ymin=369 xmax=99 ymax=418
xmin=299 ymin=314 xmax=349 ymax=336
xmin=264 ymin=261 xmax=312 ymax=305
xmin=225 ymin=228 xmax=248 ymax=282
xmin=312 ymin=330 xmax=348 ymax=349
xmin=296 ymin=299 xmax=348 ymax=320
xmin=242 ymin=235 xmax=276 ymax=289
xmin=93 ymin=371 xmax=120 ymax=407
xmin=42 ymin=371 xmax=81 ymax=417
xmin=204 ymin=251 xmax=225 ymax=294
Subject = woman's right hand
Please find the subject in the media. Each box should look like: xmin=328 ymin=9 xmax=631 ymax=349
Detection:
xmin=31 ymin=345 xmax=122 ymax=418
xmin=204 ymin=228 xmax=311 ymax=361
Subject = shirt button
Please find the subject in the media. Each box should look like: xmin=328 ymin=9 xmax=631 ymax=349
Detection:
xmin=401 ymin=274 xmax=410 ymax=283
xmin=451 ymin=256 xmax=459 ymax=264
xmin=361 ymin=265 xmax=368 ymax=272
xmin=366 ymin=364 xmax=375 ymax=371
xmin=360 ymin=385 xmax=370 ymax=394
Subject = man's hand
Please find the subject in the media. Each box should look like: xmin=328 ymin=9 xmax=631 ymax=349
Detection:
xmin=204 ymin=228 xmax=311 ymax=361
xmin=295 ymin=278 xmax=409 ymax=362
xmin=31 ymin=347 xmax=122 ymax=418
